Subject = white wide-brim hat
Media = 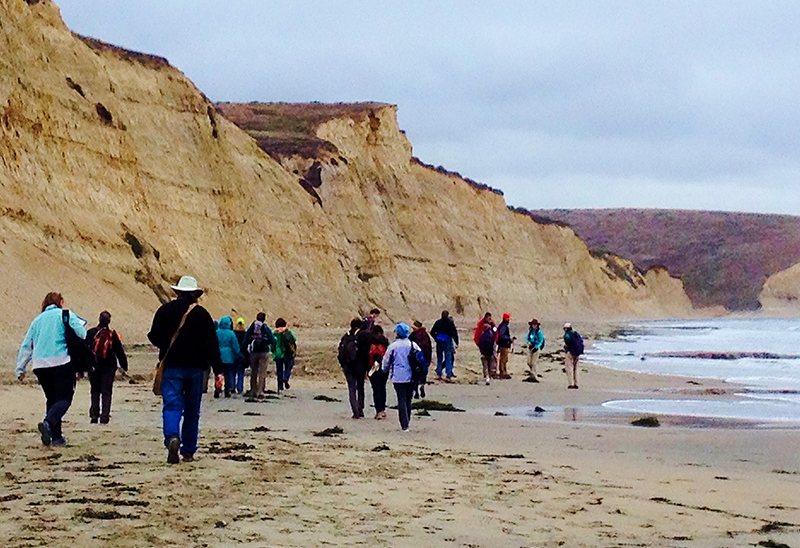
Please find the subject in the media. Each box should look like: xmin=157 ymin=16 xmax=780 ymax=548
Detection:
xmin=171 ymin=276 xmax=203 ymax=293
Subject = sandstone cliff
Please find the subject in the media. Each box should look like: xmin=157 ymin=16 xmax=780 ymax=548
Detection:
xmin=0 ymin=0 xmax=691 ymax=352
xmin=759 ymin=262 xmax=800 ymax=315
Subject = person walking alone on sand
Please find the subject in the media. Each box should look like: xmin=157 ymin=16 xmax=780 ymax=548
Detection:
xmin=87 ymin=311 xmax=128 ymax=423
xmin=148 ymin=276 xmax=223 ymax=464
xmin=16 ymin=292 xmax=88 ymax=447
xmin=382 ymin=323 xmax=424 ymax=432
xmin=496 ymin=312 xmax=514 ymax=379
xmin=525 ymin=319 xmax=545 ymax=382
xmin=562 ymin=323 xmax=584 ymax=389
xmin=430 ymin=310 xmax=459 ymax=381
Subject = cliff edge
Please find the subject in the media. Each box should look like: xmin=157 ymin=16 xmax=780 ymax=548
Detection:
xmin=1 ymin=0 xmax=692 ymax=351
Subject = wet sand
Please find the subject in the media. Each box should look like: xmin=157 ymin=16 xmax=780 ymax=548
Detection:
xmin=1 ymin=328 xmax=800 ymax=547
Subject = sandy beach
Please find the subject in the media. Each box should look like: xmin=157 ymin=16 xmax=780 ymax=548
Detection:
xmin=2 ymin=326 xmax=799 ymax=548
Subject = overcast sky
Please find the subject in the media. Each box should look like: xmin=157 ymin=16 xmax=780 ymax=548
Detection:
xmin=56 ymin=1 xmax=800 ymax=215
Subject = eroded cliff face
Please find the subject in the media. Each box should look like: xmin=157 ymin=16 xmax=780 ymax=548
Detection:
xmin=1 ymin=0 xmax=691 ymax=350
xmin=760 ymin=263 xmax=800 ymax=315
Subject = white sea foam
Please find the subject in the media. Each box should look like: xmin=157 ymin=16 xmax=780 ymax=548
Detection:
xmin=590 ymin=318 xmax=800 ymax=422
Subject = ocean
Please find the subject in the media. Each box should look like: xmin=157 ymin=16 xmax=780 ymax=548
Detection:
xmin=589 ymin=318 xmax=800 ymax=422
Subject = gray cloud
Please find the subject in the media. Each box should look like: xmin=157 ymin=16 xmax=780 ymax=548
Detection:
xmin=56 ymin=0 xmax=800 ymax=214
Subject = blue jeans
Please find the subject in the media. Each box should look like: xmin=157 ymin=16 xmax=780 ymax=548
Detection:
xmin=275 ymin=355 xmax=295 ymax=390
xmin=435 ymin=339 xmax=454 ymax=378
xmin=162 ymin=367 xmax=204 ymax=456
xmin=232 ymin=357 xmax=247 ymax=393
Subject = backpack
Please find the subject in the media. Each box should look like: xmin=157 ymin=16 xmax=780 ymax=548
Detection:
xmin=568 ymin=332 xmax=584 ymax=356
xmin=93 ymin=327 xmax=114 ymax=360
xmin=337 ymin=333 xmax=358 ymax=368
xmin=282 ymin=330 xmax=297 ymax=357
xmin=408 ymin=344 xmax=426 ymax=383
xmin=62 ymin=310 xmax=97 ymax=374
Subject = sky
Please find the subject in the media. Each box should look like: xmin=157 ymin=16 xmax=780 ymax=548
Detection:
xmin=55 ymin=1 xmax=800 ymax=215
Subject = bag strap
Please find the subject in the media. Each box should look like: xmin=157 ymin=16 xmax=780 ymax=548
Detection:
xmin=162 ymin=304 xmax=196 ymax=363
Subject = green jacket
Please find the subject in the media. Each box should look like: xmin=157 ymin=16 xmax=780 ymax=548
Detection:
xmin=272 ymin=328 xmax=296 ymax=359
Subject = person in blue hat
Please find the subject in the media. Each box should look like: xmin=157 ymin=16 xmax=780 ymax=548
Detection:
xmin=382 ymin=322 xmax=425 ymax=432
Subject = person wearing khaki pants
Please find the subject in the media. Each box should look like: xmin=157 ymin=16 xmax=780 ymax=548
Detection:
xmin=562 ymin=323 xmax=582 ymax=389
xmin=249 ymin=352 xmax=269 ymax=396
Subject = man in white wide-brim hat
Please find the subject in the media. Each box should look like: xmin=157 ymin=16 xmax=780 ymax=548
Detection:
xmin=147 ymin=276 xmax=223 ymax=464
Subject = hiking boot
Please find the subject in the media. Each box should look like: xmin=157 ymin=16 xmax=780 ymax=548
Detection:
xmin=100 ymin=417 xmax=110 ymax=424
xmin=182 ymin=454 xmax=194 ymax=463
xmin=51 ymin=437 xmax=67 ymax=447
xmin=284 ymin=382 xmax=290 ymax=389
xmin=90 ymin=417 xmax=99 ymax=424
xmin=38 ymin=421 xmax=52 ymax=446
xmin=167 ymin=437 xmax=181 ymax=464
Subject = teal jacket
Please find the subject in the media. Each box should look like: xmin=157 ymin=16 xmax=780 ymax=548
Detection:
xmin=216 ymin=316 xmax=243 ymax=365
xmin=16 ymin=305 xmax=87 ymax=377
xmin=526 ymin=327 xmax=545 ymax=351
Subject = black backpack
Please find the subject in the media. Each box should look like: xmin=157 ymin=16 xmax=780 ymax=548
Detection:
xmin=568 ymin=331 xmax=584 ymax=356
xmin=62 ymin=310 xmax=97 ymax=374
xmin=337 ymin=333 xmax=358 ymax=369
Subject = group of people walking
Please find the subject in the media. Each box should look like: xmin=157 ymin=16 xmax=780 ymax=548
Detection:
xmin=16 ymin=276 xmax=585 ymax=462
xmin=338 ymin=312 xmax=430 ymax=432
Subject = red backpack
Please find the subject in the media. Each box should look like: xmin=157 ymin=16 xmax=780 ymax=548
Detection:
xmin=93 ymin=328 xmax=115 ymax=360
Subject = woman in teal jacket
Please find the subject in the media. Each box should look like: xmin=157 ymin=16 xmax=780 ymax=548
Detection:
xmin=16 ymin=292 xmax=88 ymax=446
xmin=525 ymin=319 xmax=545 ymax=381
xmin=216 ymin=316 xmax=242 ymax=398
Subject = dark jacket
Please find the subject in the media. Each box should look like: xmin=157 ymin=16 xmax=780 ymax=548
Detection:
xmin=409 ymin=328 xmax=433 ymax=367
xmin=478 ymin=330 xmax=495 ymax=357
xmin=496 ymin=320 xmax=513 ymax=349
xmin=431 ymin=317 xmax=459 ymax=345
xmin=86 ymin=326 xmax=128 ymax=371
xmin=147 ymin=294 xmax=223 ymax=374
xmin=354 ymin=329 xmax=374 ymax=377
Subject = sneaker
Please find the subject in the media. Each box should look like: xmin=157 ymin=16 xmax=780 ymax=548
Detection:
xmin=502 ymin=374 xmax=512 ymax=380
xmin=182 ymin=454 xmax=194 ymax=462
xmin=402 ymin=428 xmax=410 ymax=433
xmin=99 ymin=417 xmax=109 ymax=424
xmin=38 ymin=421 xmax=52 ymax=446
xmin=485 ymin=377 xmax=491 ymax=385
xmin=167 ymin=437 xmax=181 ymax=464
xmin=51 ymin=437 xmax=67 ymax=447
xmin=568 ymin=385 xmax=578 ymax=389
xmin=90 ymin=417 xmax=99 ymax=424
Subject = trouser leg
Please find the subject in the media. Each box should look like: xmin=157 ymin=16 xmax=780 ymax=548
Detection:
xmin=162 ymin=368 xmax=185 ymax=446
xmin=89 ymin=371 xmax=101 ymax=420
xmin=435 ymin=342 xmax=445 ymax=376
xmin=481 ymin=355 xmax=491 ymax=378
xmin=498 ymin=347 xmax=510 ymax=376
xmin=35 ymin=363 xmax=75 ymax=440
xmin=100 ymin=368 xmax=115 ymax=420
xmin=275 ymin=358 xmax=285 ymax=391
xmin=527 ymin=349 xmax=538 ymax=374
xmin=370 ymin=371 xmax=387 ymax=413
xmin=445 ymin=342 xmax=454 ymax=378
xmin=394 ymin=382 xmax=413 ymax=430
xmin=181 ymin=369 xmax=204 ymax=455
